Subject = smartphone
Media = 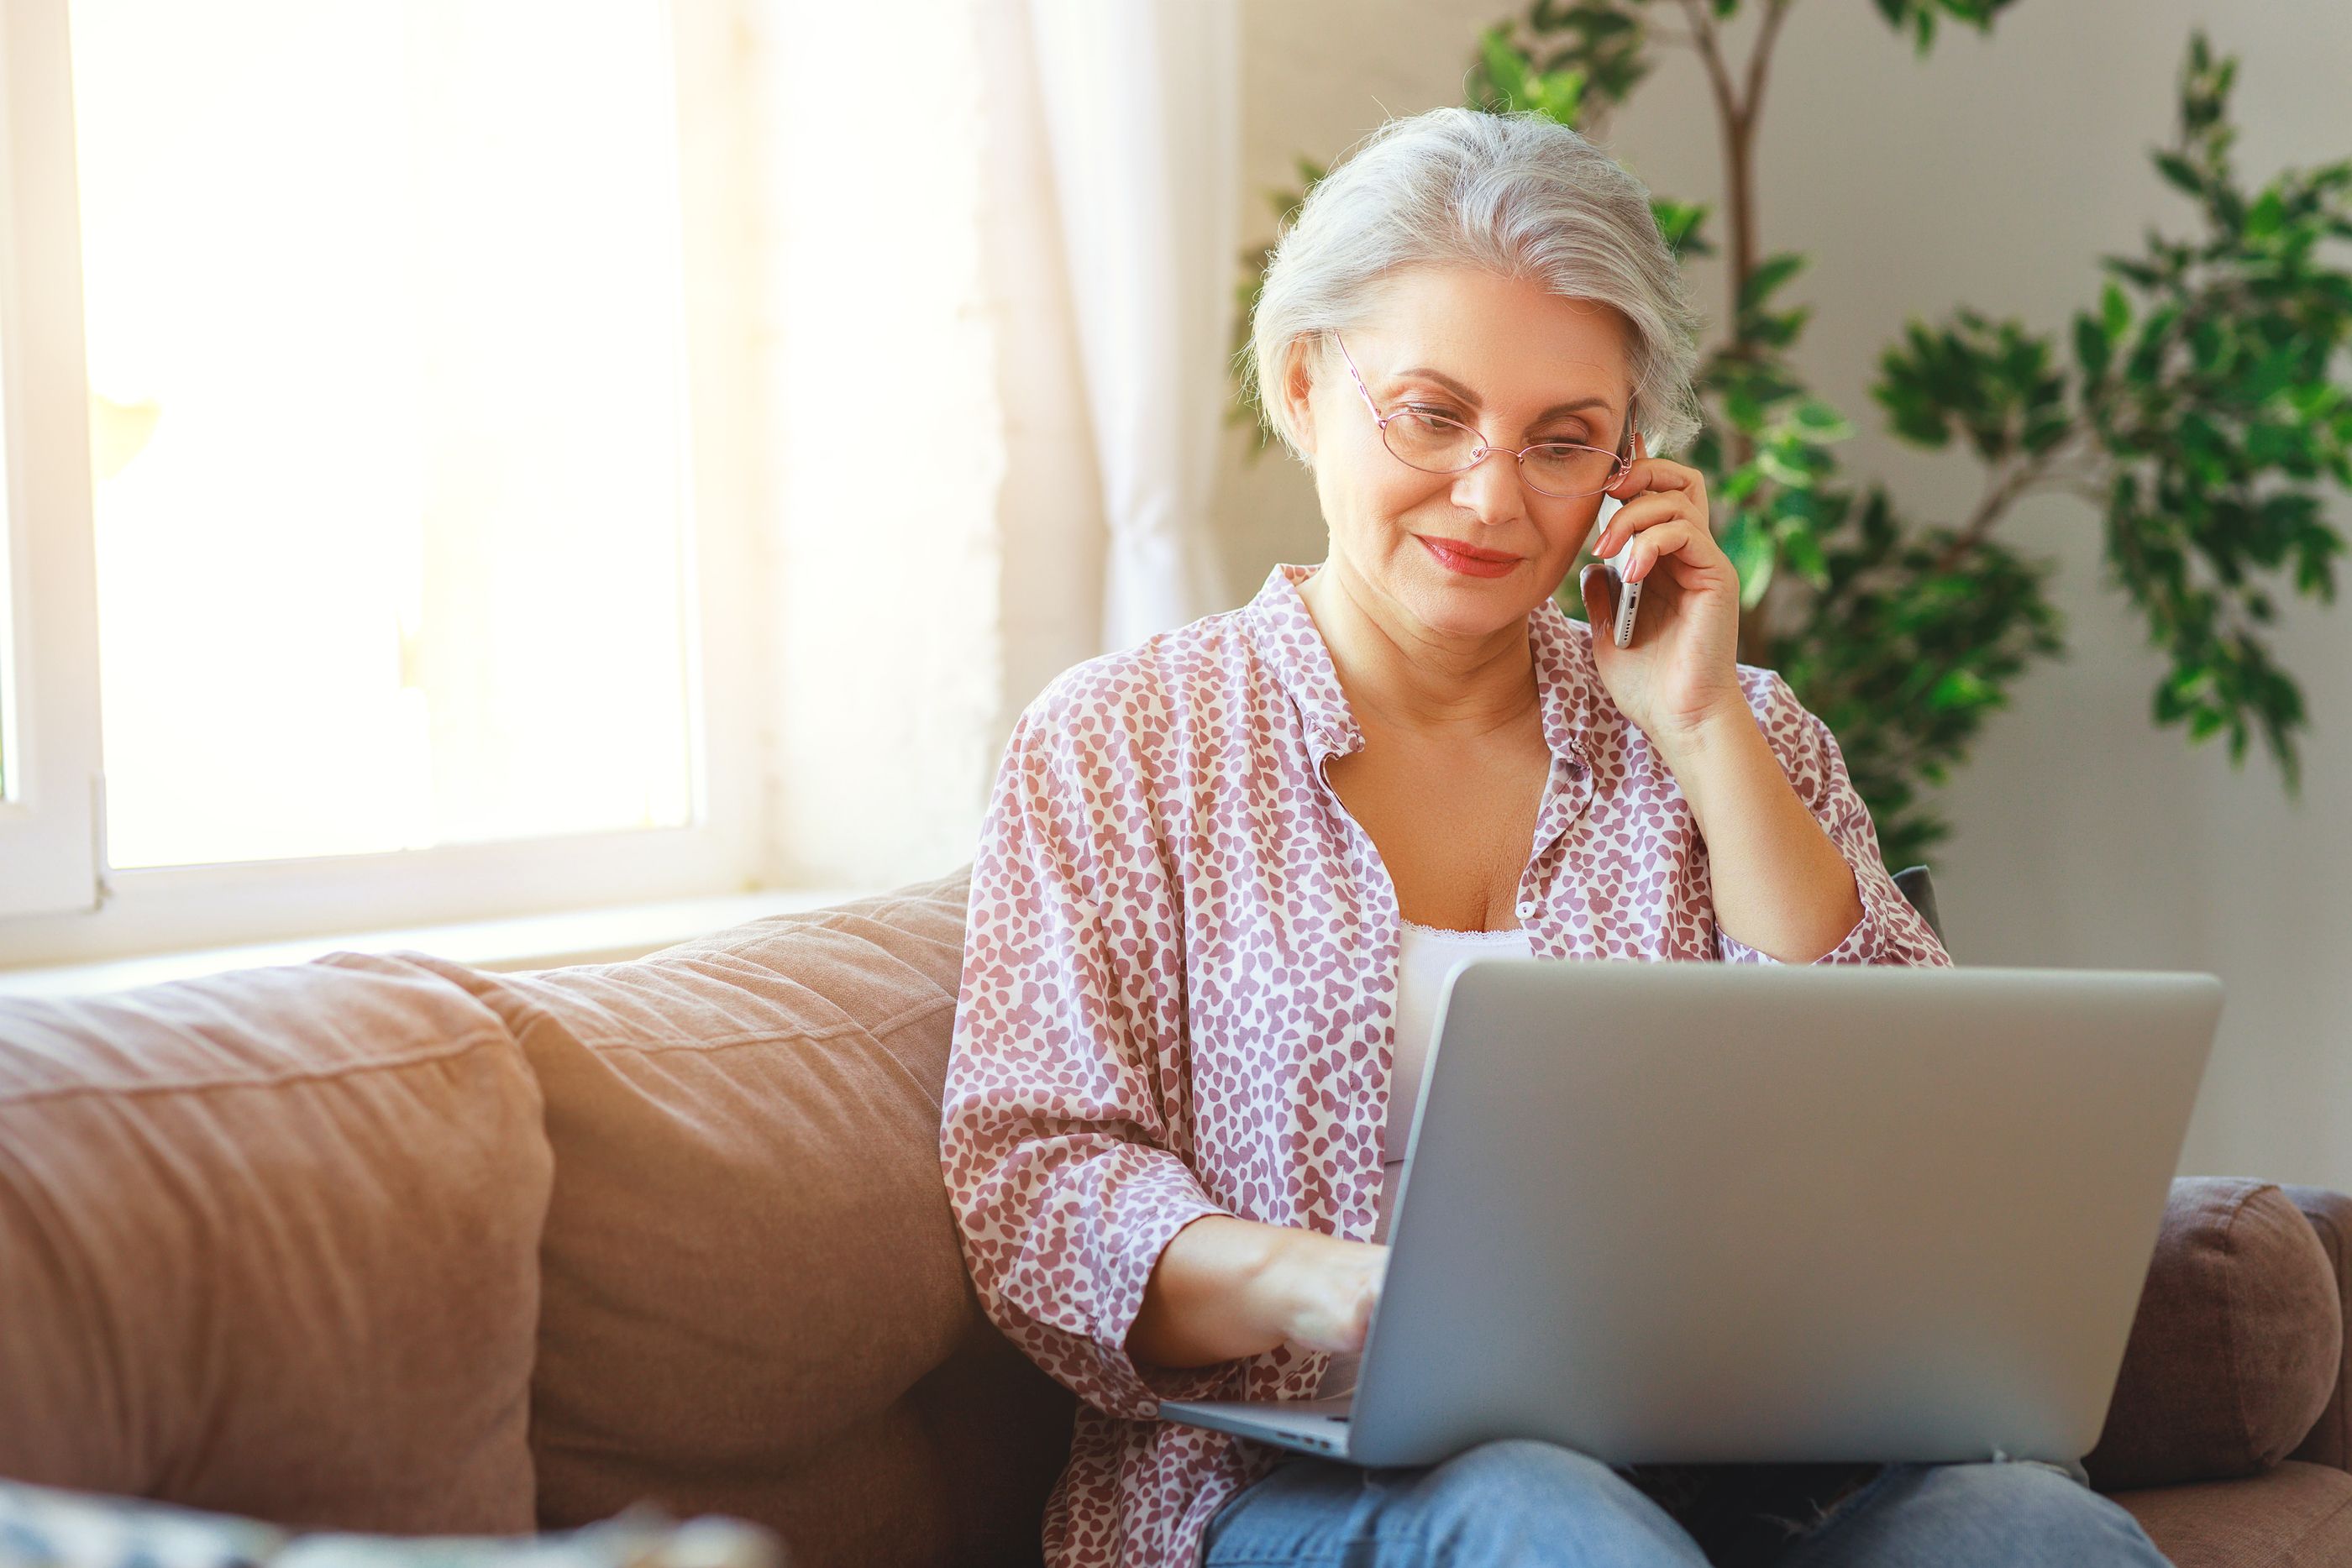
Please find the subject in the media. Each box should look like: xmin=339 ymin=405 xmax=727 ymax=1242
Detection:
xmin=1593 ymin=495 xmax=1641 ymax=648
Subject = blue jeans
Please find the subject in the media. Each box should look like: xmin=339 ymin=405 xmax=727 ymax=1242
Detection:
xmin=1199 ymin=1441 xmax=2171 ymax=1566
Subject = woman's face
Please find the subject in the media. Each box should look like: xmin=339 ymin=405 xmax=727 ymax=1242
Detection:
xmin=1284 ymin=264 xmax=1635 ymax=642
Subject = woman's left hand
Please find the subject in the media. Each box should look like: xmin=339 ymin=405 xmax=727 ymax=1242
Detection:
xmin=1576 ymin=430 xmax=1748 ymax=748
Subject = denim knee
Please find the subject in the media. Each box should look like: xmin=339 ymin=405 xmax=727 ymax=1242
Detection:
xmin=1391 ymin=1439 xmax=1710 ymax=1567
xmin=1783 ymin=1459 xmax=2170 ymax=1568
xmin=1204 ymin=1440 xmax=1713 ymax=1567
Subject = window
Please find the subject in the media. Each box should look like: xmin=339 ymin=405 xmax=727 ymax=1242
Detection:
xmin=1 ymin=0 xmax=759 ymax=961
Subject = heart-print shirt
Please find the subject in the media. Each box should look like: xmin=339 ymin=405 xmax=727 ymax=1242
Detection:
xmin=939 ymin=560 xmax=1953 ymax=1568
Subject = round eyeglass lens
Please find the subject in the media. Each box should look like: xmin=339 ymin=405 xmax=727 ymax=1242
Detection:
xmin=1382 ymin=410 xmax=1480 ymax=472
xmin=1520 ymin=443 xmax=1621 ymax=497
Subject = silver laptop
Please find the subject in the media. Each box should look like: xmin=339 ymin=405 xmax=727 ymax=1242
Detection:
xmin=1159 ymin=960 xmax=2220 ymax=1469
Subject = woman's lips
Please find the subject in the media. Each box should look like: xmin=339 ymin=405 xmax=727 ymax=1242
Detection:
xmin=1419 ymin=536 xmax=1520 ymax=577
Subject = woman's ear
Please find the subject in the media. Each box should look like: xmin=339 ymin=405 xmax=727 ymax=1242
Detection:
xmin=1281 ymin=341 xmax=1318 ymax=461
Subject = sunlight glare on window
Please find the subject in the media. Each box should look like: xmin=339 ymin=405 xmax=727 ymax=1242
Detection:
xmin=70 ymin=1 xmax=696 ymax=868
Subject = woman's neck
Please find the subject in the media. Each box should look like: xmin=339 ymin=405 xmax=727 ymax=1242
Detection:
xmin=1297 ymin=556 xmax=1540 ymax=744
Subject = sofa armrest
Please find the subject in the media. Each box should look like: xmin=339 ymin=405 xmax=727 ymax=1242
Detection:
xmin=2284 ymin=1186 xmax=2352 ymax=1471
xmin=2084 ymin=1177 xmax=2344 ymax=1492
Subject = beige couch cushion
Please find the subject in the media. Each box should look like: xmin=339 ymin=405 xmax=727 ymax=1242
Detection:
xmin=2112 ymin=1460 xmax=2352 ymax=1568
xmin=2086 ymin=1177 xmax=2344 ymax=1491
xmin=2284 ymin=1186 xmax=2351 ymax=1471
xmin=0 ymin=954 xmax=549 ymax=1532
xmin=391 ymin=867 xmax=1074 ymax=1567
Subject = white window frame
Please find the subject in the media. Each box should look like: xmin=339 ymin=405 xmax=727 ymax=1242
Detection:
xmin=0 ymin=0 xmax=102 ymax=923
xmin=0 ymin=0 xmax=767 ymax=969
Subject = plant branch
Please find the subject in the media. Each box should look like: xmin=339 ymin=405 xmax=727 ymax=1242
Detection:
xmin=1929 ymin=464 xmax=2035 ymax=574
xmin=1744 ymin=0 xmax=1796 ymax=128
xmin=1674 ymin=0 xmax=1746 ymax=131
xmin=1925 ymin=434 xmax=2110 ymax=574
xmin=1667 ymin=0 xmax=1808 ymax=660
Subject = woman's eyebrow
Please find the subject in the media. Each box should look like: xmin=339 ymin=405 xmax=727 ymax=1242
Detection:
xmin=1394 ymin=365 xmax=1614 ymax=424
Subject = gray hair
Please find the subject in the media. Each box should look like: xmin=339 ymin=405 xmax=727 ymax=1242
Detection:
xmin=1244 ymin=107 xmax=1705 ymax=465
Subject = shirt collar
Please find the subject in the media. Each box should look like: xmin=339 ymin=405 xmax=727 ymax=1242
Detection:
xmin=1239 ymin=560 xmax=1602 ymax=773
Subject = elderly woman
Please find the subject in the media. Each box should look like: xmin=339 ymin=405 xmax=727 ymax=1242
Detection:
xmin=940 ymin=108 xmax=2167 ymax=1568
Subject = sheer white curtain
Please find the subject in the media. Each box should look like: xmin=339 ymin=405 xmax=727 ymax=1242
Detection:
xmin=1022 ymin=0 xmax=1240 ymax=652
xmin=753 ymin=0 xmax=1006 ymax=890
xmin=748 ymin=0 xmax=1242 ymax=889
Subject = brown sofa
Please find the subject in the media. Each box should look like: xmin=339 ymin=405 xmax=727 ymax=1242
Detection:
xmin=0 ymin=867 xmax=2345 ymax=1566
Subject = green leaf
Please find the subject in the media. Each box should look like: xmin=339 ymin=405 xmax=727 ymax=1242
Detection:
xmin=1719 ymin=512 xmax=1777 ymax=608
xmin=2155 ymin=150 xmax=2203 ymax=197
xmin=2101 ymin=280 xmax=2132 ymax=342
xmin=1756 ymin=445 xmax=1814 ymax=487
xmin=2022 ymin=412 xmax=2072 ymax=454
xmin=1929 ymin=669 xmax=1991 ymax=711
xmin=1745 ymin=305 xmax=1812 ymax=349
xmin=1652 ymin=199 xmax=1714 ymax=260
xmin=1722 ymin=385 xmax=1769 ymax=433
xmin=1740 ymin=253 xmax=1809 ymax=314
xmin=1788 ymin=398 xmax=1854 ymax=441
xmin=1781 ymin=528 xmax=1830 ymax=587
xmin=2245 ymin=186 xmax=2286 ymax=239
xmin=1478 ymin=27 xmax=1531 ymax=106
xmin=2072 ymin=312 xmax=2112 ymax=383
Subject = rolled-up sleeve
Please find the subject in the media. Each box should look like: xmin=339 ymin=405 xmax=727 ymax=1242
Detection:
xmin=1714 ymin=672 xmax=1954 ymax=968
xmin=940 ymin=696 xmax=1247 ymax=1421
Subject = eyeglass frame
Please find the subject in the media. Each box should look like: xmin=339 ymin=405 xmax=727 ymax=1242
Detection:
xmin=1331 ymin=331 xmax=1638 ymax=499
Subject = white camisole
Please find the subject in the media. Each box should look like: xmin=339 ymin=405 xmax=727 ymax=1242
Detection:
xmin=1372 ymin=918 xmax=1540 ymax=1243
xmin=1316 ymin=916 xmax=1540 ymax=1398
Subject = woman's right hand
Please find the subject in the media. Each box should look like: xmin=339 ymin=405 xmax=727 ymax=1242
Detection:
xmin=1261 ymin=1229 xmax=1391 ymax=1355
xmin=1131 ymin=1216 xmax=1389 ymax=1371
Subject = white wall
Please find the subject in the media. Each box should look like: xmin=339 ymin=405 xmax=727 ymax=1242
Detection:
xmin=1219 ymin=1 xmax=2352 ymax=1188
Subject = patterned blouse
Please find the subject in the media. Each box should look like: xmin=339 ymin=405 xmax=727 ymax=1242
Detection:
xmin=940 ymin=560 xmax=1954 ymax=1568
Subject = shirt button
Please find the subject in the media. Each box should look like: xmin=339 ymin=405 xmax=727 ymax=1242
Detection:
xmin=1517 ymin=899 xmax=1537 ymax=918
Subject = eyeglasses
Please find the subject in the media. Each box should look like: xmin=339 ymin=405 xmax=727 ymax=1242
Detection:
xmin=1333 ymin=332 xmax=1635 ymax=500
